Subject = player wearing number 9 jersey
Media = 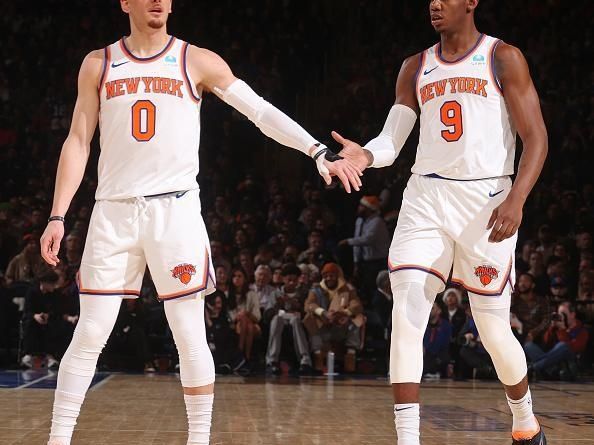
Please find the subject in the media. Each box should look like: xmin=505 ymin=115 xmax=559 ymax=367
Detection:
xmin=39 ymin=1 xmax=363 ymax=445
xmin=332 ymin=1 xmax=548 ymax=444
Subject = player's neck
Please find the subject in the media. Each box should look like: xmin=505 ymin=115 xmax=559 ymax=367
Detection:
xmin=439 ymin=25 xmax=481 ymax=59
xmin=126 ymin=26 xmax=171 ymax=58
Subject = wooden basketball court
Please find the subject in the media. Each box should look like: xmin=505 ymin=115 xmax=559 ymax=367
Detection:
xmin=1 ymin=371 xmax=593 ymax=444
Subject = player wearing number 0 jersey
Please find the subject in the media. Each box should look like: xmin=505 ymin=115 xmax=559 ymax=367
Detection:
xmin=332 ymin=1 xmax=548 ymax=444
xmin=40 ymin=1 xmax=362 ymax=445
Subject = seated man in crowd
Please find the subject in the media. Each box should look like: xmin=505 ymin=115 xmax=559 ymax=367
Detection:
xmin=422 ymin=303 xmax=452 ymax=379
xmin=21 ymin=271 xmax=62 ymax=369
xmin=6 ymin=233 xmax=47 ymax=290
xmin=524 ymin=301 xmax=589 ymax=380
xmin=249 ymin=264 xmax=280 ymax=324
xmin=265 ymin=264 xmax=313 ymax=375
xmin=304 ymin=262 xmax=364 ymax=373
xmin=511 ymin=272 xmax=550 ymax=344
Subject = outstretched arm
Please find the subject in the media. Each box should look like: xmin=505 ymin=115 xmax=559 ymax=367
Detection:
xmin=40 ymin=50 xmax=102 ymax=266
xmin=332 ymin=53 xmax=421 ymax=171
xmin=186 ymin=45 xmax=362 ymax=192
xmin=486 ymin=43 xmax=548 ymax=243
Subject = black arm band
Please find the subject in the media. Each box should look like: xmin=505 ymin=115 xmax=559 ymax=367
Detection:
xmin=48 ymin=216 xmax=65 ymax=223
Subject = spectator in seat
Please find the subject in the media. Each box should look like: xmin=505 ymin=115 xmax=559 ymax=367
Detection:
xmin=577 ymin=270 xmax=594 ymax=324
xmin=548 ymin=276 xmax=569 ymax=305
xmin=442 ymin=287 xmax=466 ymax=338
xmin=249 ymin=264 xmax=279 ymax=320
xmin=338 ymin=195 xmax=390 ymax=304
xmin=215 ymin=265 xmax=230 ymax=298
xmin=511 ymin=273 xmax=550 ymax=345
xmin=227 ymin=267 xmax=261 ymax=362
xmin=525 ymin=301 xmax=589 ymax=380
xmin=205 ymin=291 xmax=245 ymax=375
xmin=5 ymin=233 xmax=47 ymax=287
xmin=304 ymin=262 xmax=364 ymax=372
xmin=367 ymin=270 xmax=392 ymax=340
xmin=21 ymin=271 xmax=62 ymax=369
xmin=265 ymin=263 xmax=313 ymax=375
xmin=423 ymin=303 xmax=452 ymax=379
xmin=458 ymin=308 xmax=495 ymax=379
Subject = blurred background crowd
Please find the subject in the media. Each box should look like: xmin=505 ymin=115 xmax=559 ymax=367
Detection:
xmin=0 ymin=0 xmax=592 ymax=381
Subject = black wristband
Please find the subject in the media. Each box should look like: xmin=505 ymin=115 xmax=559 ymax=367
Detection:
xmin=48 ymin=216 xmax=65 ymax=223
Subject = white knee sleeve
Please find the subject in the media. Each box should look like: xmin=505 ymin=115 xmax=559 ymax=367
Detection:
xmin=165 ymin=295 xmax=215 ymax=388
xmin=389 ymin=273 xmax=442 ymax=384
xmin=470 ymin=295 xmax=527 ymax=386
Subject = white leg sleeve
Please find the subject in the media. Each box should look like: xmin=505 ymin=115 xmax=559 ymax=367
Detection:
xmin=165 ymin=294 xmax=215 ymax=388
xmin=469 ymin=287 xmax=527 ymax=386
xmin=50 ymin=295 xmax=122 ymax=441
xmin=389 ymin=273 xmax=442 ymax=384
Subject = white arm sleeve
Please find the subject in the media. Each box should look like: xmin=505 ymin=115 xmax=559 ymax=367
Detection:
xmin=364 ymin=104 xmax=417 ymax=168
xmin=214 ymin=79 xmax=318 ymax=156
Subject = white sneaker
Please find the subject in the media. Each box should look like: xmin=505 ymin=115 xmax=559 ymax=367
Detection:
xmin=47 ymin=357 xmax=60 ymax=370
xmin=21 ymin=354 xmax=33 ymax=368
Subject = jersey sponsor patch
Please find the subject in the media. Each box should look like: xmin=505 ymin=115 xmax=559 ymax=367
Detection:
xmin=474 ymin=265 xmax=499 ymax=286
xmin=171 ymin=263 xmax=197 ymax=285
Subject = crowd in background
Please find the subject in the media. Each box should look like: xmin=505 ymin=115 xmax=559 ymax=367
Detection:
xmin=0 ymin=0 xmax=592 ymax=380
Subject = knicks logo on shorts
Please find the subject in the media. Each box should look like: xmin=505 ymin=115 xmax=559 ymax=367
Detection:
xmin=474 ymin=265 xmax=499 ymax=286
xmin=171 ymin=263 xmax=196 ymax=285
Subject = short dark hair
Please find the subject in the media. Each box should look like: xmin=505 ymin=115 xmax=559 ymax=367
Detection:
xmin=281 ymin=263 xmax=301 ymax=277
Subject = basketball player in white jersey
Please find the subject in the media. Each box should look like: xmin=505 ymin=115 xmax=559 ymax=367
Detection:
xmin=332 ymin=0 xmax=548 ymax=444
xmin=39 ymin=1 xmax=362 ymax=444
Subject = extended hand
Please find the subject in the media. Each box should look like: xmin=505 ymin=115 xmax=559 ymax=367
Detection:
xmin=487 ymin=194 xmax=523 ymax=243
xmin=331 ymin=131 xmax=371 ymax=172
xmin=316 ymin=153 xmax=362 ymax=193
xmin=40 ymin=221 xmax=64 ymax=266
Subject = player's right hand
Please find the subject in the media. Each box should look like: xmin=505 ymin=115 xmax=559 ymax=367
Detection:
xmin=331 ymin=131 xmax=371 ymax=172
xmin=40 ymin=221 xmax=64 ymax=266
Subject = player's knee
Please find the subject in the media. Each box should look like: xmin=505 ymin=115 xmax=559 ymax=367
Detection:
xmin=389 ymin=279 xmax=438 ymax=383
xmin=74 ymin=318 xmax=113 ymax=351
xmin=472 ymin=308 xmax=527 ymax=385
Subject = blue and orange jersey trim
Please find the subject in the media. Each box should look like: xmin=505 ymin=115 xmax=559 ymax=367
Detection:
xmin=98 ymin=46 xmax=111 ymax=96
xmin=181 ymin=42 xmax=202 ymax=104
xmin=451 ymin=258 xmax=513 ymax=297
xmin=77 ymin=271 xmax=140 ymax=298
xmin=435 ymin=33 xmax=485 ymax=65
xmin=388 ymin=261 xmax=447 ymax=285
xmin=120 ymin=35 xmax=176 ymax=63
xmin=158 ymin=248 xmax=211 ymax=301
xmin=488 ymin=39 xmax=504 ymax=95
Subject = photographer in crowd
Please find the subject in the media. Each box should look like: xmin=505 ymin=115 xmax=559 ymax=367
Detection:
xmin=524 ymin=301 xmax=589 ymax=379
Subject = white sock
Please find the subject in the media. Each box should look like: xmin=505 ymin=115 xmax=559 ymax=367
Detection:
xmin=507 ymin=388 xmax=539 ymax=433
xmin=48 ymin=390 xmax=85 ymax=445
xmin=184 ymin=393 xmax=214 ymax=445
xmin=394 ymin=403 xmax=420 ymax=445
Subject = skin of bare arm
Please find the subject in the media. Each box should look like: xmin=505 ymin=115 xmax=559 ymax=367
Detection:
xmin=486 ymin=43 xmax=548 ymax=243
xmin=40 ymin=50 xmax=103 ymax=266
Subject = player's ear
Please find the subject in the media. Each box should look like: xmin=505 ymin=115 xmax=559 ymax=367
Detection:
xmin=467 ymin=0 xmax=479 ymax=13
xmin=120 ymin=0 xmax=130 ymax=14
xmin=169 ymin=0 xmax=173 ymax=13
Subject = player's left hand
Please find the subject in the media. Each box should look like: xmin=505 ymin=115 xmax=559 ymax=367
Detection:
xmin=487 ymin=195 xmax=523 ymax=243
xmin=319 ymin=157 xmax=362 ymax=194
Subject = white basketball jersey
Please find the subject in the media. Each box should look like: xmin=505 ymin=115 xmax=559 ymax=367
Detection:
xmin=96 ymin=36 xmax=202 ymax=200
xmin=412 ymin=34 xmax=516 ymax=180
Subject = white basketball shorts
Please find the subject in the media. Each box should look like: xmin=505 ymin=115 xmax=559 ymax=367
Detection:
xmin=78 ymin=189 xmax=215 ymax=301
xmin=388 ymin=174 xmax=517 ymax=299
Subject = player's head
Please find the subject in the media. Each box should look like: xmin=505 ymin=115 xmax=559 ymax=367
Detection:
xmin=121 ymin=0 xmax=172 ymax=30
xmin=429 ymin=0 xmax=479 ymax=34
